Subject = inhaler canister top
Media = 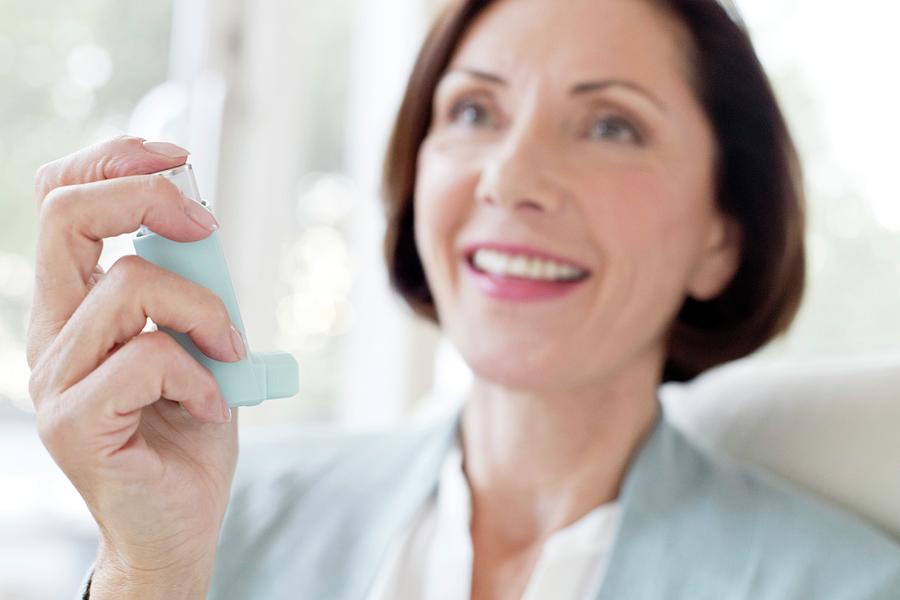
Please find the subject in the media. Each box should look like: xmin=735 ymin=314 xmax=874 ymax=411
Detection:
xmin=138 ymin=163 xmax=209 ymax=237
xmin=162 ymin=164 xmax=203 ymax=204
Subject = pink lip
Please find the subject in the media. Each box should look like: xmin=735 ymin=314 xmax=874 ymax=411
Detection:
xmin=461 ymin=242 xmax=592 ymax=273
xmin=461 ymin=242 xmax=591 ymax=303
xmin=466 ymin=264 xmax=587 ymax=301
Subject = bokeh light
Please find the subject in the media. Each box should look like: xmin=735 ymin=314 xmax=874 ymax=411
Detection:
xmin=296 ymin=172 xmax=356 ymax=225
xmin=66 ymin=42 xmax=113 ymax=90
xmin=871 ymin=197 xmax=900 ymax=233
xmin=278 ymin=223 xmax=355 ymax=344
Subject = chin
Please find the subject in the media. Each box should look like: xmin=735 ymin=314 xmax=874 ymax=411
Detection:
xmin=457 ymin=337 xmax=570 ymax=393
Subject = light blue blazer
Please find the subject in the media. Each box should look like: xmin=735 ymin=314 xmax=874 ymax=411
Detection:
xmin=81 ymin=401 xmax=900 ymax=599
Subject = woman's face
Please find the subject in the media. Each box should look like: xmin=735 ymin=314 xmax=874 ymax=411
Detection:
xmin=414 ymin=0 xmax=741 ymax=393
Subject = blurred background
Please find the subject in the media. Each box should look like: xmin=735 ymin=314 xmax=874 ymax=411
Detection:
xmin=0 ymin=0 xmax=897 ymax=596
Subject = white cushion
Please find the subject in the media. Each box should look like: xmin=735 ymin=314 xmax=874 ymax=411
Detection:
xmin=661 ymin=354 xmax=900 ymax=541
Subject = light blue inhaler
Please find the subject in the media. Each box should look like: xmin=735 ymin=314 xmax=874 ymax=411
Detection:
xmin=134 ymin=164 xmax=298 ymax=408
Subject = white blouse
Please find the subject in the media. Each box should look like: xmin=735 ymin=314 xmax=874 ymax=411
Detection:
xmin=366 ymin=436 xmax=622 ymax=599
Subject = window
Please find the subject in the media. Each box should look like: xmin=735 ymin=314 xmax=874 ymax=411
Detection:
xmin=739 ymin=0 xmax=900 ymax=358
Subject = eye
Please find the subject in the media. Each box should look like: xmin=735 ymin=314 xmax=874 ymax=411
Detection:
xmin=448 ymin=97 xmax=496 ymax=128
xmin=586 ymin=115 xmax=643 ymax=145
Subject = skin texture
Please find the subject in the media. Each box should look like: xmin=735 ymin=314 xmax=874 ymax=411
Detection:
xmin=414 ymin=0 xmax=742 ymax=597
xmin=27 ymin=136 xmax=241 ymax=599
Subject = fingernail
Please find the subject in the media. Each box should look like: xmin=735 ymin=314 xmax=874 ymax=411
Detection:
xmin=223 ymin=406 xmax=233 ymax=423
xmin=230 ymin=325 xmax=246 ymax=360
xmin=183 ymin=195 xmax=219 ymax=231
xmin=142 ymin=140 xmax=190 ymax=158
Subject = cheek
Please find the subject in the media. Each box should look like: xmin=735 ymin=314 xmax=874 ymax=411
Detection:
xmin=583 ymin=171 xmax=713 ymax=293
xmin=413 ymin=144 xmax=480 ymax=283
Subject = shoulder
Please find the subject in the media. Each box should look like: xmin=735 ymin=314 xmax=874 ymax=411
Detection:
xmin=224 ymin=414 xmax=453 ymax=526
xmin=209 ymin=411 xmax=459 ymax=599
xmin=672 ymin=423 xmax=900 ymax=598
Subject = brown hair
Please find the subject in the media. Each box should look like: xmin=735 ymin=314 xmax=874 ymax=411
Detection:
xmin=382 ymin=0 xmax=806 ymax=383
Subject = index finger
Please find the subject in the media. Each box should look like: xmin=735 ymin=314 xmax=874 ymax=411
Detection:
xmin=27 ymin=136 xmax=200 ymax=368
xmin=34 ymin=135 xmax=189 ymax=207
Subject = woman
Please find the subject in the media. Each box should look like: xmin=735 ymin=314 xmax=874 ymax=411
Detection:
xmin=26 ymin=0 xmax=898 ymax=598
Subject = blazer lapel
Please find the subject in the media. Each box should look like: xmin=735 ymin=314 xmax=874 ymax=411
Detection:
xmin=323 ymin=409 xmax=463 ymax=600
xmin=594 ymin=401 xmax=762 ymax=599
xmin=210 ymin=409 xmax=462 ymax=600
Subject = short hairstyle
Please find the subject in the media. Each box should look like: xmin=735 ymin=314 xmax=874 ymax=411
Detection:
xmin=381 ymin=0 xmax=806 ymax=383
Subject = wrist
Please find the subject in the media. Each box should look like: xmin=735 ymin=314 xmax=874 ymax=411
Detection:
xmin=90 ymin=542 xmax=217 ymax=600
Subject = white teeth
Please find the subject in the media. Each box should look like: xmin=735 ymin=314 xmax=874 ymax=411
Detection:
xmin=471 ymin=249 xmax=588 ymax=281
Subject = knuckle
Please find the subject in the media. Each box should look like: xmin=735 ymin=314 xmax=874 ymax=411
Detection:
xmin=33 ymin=160 xmax=58 ymax=202
xmin=83 ymin=135 xmax=133 ymax=181
xmin=134 ymin=332 xmax=219 ymax=405
xmin=35 ymin=400 xmax=67 ymax=453
xmin=38 ymin=185 xmax=78 ymax=225
xmin=138 ymin=174 xmax=185 ymax=225
xmin=111 ymin=133 xmax=144 ymax=154
xmin=105 ymin=255 xmax=148 ymax=288
xmin=35 ymin=408 xmax=56 ymax=442
xmin=34 ymin=135 xmax=142 ymax=204
xmin=112 ymin=332 xmax=168 ymax=376
xmin=135 ymin=330 xmax=178 ymax=358
xmin=92 ymin=256 xmax=152 ymax=331
xmin=199 ymin=369 xmax=221 ymax=405
xmin=35 ymin=412 xmax=56 ymax=448
xmin=123 ymin=333 xmax=179 ymax=384
xmin=110 ymin=133 xmax=136 ymax=147
xmin=28 ymin=366 xmax=48 ymax=407
xmin=147 ymin=171 xmax=182 ymax=205
xmin=25 ymin=331 xmax=43 ymax=372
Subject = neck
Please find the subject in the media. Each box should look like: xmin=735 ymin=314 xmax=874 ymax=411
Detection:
xmin=459 ymin=352 xmax=662 ymax=550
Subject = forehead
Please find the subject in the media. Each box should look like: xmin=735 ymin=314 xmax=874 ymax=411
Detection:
xmin=449 ymin=0 xmax=691 ymax=88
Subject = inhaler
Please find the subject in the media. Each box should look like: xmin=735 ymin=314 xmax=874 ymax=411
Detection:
xmin=134 ymin=164 xmax=299 ymax=407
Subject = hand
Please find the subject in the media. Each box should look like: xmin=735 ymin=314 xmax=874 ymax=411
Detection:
xmin=27 ymin=136 xmax=242 ymax=597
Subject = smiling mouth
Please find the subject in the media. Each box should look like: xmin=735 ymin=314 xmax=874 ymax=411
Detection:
xmin=466 ymin=248 xmax=590 ymax=282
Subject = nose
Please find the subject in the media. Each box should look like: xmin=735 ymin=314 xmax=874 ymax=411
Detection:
xmin=474 ymin=119 xmax=568 ymax=214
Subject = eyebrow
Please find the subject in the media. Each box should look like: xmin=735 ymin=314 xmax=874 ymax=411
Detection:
xmin=446 ymin=67 xmax=668 ymax=113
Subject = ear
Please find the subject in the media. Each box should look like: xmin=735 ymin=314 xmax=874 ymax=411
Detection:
xmin=687 ymin=214 xmax=743 ymax=301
